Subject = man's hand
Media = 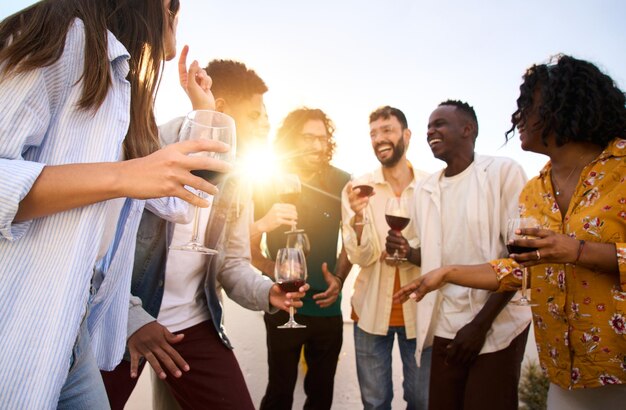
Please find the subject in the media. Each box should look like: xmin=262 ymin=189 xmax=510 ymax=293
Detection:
xmin=255 ymin=203 xmax=298 ymax=233
xmin=312 ymin=262 xmax=342 ymax=308
xmin=269 ymin=282 xmax=310 ymax=311
xmin=178 ymin=45 xmax=215 ymax=110
xmin=127 ymin=321 xmax=189 ymax=380
xmin=385 ymin=229 xmax=410 ymax=258
xmin=446 ymin=321 xmax=489 ymax=365
xmin=346 ymin=181 xmax=373 ymax=221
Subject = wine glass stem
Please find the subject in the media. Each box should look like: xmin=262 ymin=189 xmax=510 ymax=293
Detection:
xmin=190 ymin=205 xmax=202 ymax=244
xmin=289 ymin=306 xmax=295 ymax=322
xmin=521 ymin=267 xmax=529 ymax=300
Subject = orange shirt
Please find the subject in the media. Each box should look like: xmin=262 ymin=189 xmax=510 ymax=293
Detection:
xmin=490 ymin=138 xmax=626 ymax=389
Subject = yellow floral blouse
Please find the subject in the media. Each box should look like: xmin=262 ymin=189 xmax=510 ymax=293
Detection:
xmin=490 ymin=138 xmax=626 ymax=390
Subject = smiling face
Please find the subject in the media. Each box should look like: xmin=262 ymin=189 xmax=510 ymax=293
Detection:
xmin=223 ymin=93 xmax=268 ymax=150
xmin=369 ymin=115 xmax=409 ymax=167
xmin=294 ymin=119 xmax=330 ymax=170
xmin=426 ymin=105 xmax=474 ymax=163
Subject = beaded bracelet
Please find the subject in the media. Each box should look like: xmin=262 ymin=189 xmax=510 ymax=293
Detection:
xmin=574 ymin=240 xmax=586 ymax=264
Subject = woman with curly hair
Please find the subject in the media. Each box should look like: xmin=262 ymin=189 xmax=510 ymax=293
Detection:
xmin=395 ymin=54 xmax=626 ymax=408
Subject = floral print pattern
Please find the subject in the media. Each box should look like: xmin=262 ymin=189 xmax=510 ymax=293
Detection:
xmin=490 ymin=138 xmax=626 ymax=389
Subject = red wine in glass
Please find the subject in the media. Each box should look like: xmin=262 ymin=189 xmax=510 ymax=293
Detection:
xmin=506 ymin=245 xmax=538 ymax=255
xmin=353 ymin=184 xmax=374 ymax=198
xmin=279 ymin=192 xmax=300 ymax=205
xmin=385 ymin=215 xmax=410 ymax=231
xmin=191 ymin=169 xmax=225 ymax=186
xmin=277 ymin=278 xmax=306 ymax=293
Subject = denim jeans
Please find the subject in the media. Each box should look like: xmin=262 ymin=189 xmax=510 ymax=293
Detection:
xmin=354 ymin=324 xmax=431 ymax=410
xmin=57 ymin=319 xmax=110 ymax=410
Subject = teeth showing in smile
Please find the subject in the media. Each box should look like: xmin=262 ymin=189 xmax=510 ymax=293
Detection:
xmin=428 ymin=139 xmax=442 ymax=147
xmin=377 ymin=145 xmax=392 ymax=155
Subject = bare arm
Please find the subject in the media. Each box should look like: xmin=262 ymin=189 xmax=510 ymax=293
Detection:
xmin=15 ymin=139 xmax=231 ymax=222
xmin=394 ymin=263 xmax=500 ymax=304
xmin=250 ymin=230 xmax=276 ymax=279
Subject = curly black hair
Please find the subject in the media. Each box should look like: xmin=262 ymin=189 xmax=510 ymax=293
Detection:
xmin=505 ymin=54 xmax=626 ymax=148
xmin=439 ymin=99 xmax=479 ymax=139
xmin=274 ymin=107 xmax=337 ymax=167
xmin=205 ymin=59 xmax=268 ymax=103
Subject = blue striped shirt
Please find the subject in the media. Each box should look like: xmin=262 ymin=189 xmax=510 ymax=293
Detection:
xmin=0 ymin=19 xmax=133 ymax=408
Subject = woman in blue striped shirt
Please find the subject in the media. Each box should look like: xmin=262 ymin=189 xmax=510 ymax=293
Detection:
xmin=0 ymin=1 xmax=224 ymax=408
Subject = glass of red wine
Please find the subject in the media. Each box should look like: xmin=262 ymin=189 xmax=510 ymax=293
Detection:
xmin=506 ymin=217 xmax=539 ymax=306
xmin=170 ymin=110 xmax=236 ymax=254
xmin=278 ymin=173 xmax=305 ymax=235
xmin=352 ymin=175 xmax=374 ymax=226
xmin=384 ymin=197 xmax=410 ymax=264
xmin=275 ymin=248 xmax=308 ymax=329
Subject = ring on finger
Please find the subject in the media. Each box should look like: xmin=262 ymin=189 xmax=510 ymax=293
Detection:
xmin=535 ymin=249 xmax=541 ymax=260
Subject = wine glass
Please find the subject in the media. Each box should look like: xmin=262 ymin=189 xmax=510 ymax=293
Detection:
xmin=384 ymin=197 xmax=410 ymax=264
xmin=277 ymin=173 xmax=305 ymax=234
xmin=275 ymin=248 xmax=308 ymax=329
xmin=351 ymin=175 xmax=374 ymax=226
xmin=506 ymin=217 xmax=539 ymax=306
xmin=286 ymin=231 xmax=311 ymax=257
xmin=170 ymin=110 xmax=236 ymax=254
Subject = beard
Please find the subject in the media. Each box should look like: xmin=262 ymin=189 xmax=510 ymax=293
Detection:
xmin=379 ymin=137 xmax=406 ymax=168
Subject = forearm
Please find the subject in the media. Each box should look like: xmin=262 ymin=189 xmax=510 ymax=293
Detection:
xmin=333 ymin=246 xmax=353 ymax=285
xmin=577 ymin=241 xmax=619 ymax=274
xmin=407 ymin=246 xmax=421 ymax=266
xmin=470 ymin=291 xmax=515 ymax=330
xmin=15 ymin=162 xmax=125 ymax=222
xmin=444 ymin=263 xmax=500 ymax=291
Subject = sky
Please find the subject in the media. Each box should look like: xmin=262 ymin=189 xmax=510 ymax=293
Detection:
xmin=2 ymin=0 xmax=625 ymax=178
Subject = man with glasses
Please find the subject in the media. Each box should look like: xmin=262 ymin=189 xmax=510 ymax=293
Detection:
xmin=252 ymin=107 xmax=352 ymax=410
xmin=342 ymin=106 xmax=430 ymax=409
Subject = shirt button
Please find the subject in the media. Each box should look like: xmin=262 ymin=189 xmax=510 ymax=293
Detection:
xmin=158 ymin=280 xmax=164 ymax=287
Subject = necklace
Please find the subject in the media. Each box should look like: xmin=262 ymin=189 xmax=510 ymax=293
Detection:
xmin=550 ymin=152 xmax=597 ymax=196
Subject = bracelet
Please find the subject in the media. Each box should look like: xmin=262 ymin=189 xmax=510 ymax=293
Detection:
xmin=574 ymin=240 xmax=586 ymax=264
xmin=333 ymin=274 xmax=344 ymax=287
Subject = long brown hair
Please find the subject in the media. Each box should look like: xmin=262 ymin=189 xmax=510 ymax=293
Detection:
xmin=0 ymin=0 xmax=179 ymax=159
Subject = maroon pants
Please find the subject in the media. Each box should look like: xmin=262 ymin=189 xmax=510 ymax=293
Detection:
xmin=101 ymin=321 xmax=254 ymax=410
xmin=429 ymin=325 xmax=530 ymax=410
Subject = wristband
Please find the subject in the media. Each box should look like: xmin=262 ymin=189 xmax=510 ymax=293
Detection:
xmin=574 ymin=240 xmax=586 ymax=264
xmin=333 ymin=274 xmax=344 ymax=287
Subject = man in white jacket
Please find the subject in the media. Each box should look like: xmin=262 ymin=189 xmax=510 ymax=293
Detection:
xmin=386 ymin=100 xmax=532 ymax=410
xmin=342 ymin=106 xmax=430 ymax=409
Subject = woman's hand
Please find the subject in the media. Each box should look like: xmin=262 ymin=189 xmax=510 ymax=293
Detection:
xmin=119 ymin=139 xmax=232 ymax=207
xmin=509 ymin=227 xmax=580 ymax=267
xmin=178 ymin=45 xmax=215 ymax=110
xmin=393 ymin=267 xmax=449 ymax=303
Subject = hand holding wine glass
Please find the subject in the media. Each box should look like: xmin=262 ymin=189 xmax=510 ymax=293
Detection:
xmin=350 ymin=175 xmax=374 ymax=225
xmin=384 ymin=197 xmax=411 ymax=264
xmin=277 ymin=173 xmax=305 ymax=234
xmin=285 ymin=231 xmax=311 ymax=257
xmin=169 ymin=110 xmax=236 ymax=254
xmin=275 ymin=248 xmax=308 ymax=329
xmin=506 ymin=217 xmax=539 ymax=306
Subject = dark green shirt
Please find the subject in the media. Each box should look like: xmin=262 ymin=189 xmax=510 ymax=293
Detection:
xmin=254 ymin=166 xmax=350 ymax=317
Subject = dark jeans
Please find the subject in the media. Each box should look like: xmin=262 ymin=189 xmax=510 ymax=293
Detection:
xmin=101 ymin=320 xmax=254 ymax=410
xmin=429 ymin=325 xmax=530 ymax=410
xmin=260 ymin=311 xmax=343 ymax=410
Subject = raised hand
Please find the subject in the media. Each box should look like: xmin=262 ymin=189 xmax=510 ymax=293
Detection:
xmin=127 ymin=321 xmax=189 ymax=380
xmin=256 ymin=203 xmax=298 ymax=233
xmin=312 ymin=262 xmax=342 ymax=307
xmin=346 ymin=181 xmax=373 ymax=219
xmin=178 ymin=45 xmax=215 ymax=110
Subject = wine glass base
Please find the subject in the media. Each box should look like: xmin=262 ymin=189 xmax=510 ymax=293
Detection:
xmin=169 ymin=243 xmax=218 ymax=255
xmin=285 ymin=229 xmax=306 ymax=235
xmin=277 ymin=321 xmax=306 ymax=329
xmin=510 ymin=299 xmax=538 ymax=307
xmin=384 ymin=256 xmax=407 ymax=265
xmin=354 ymin=221 xmax=369 ymax=226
